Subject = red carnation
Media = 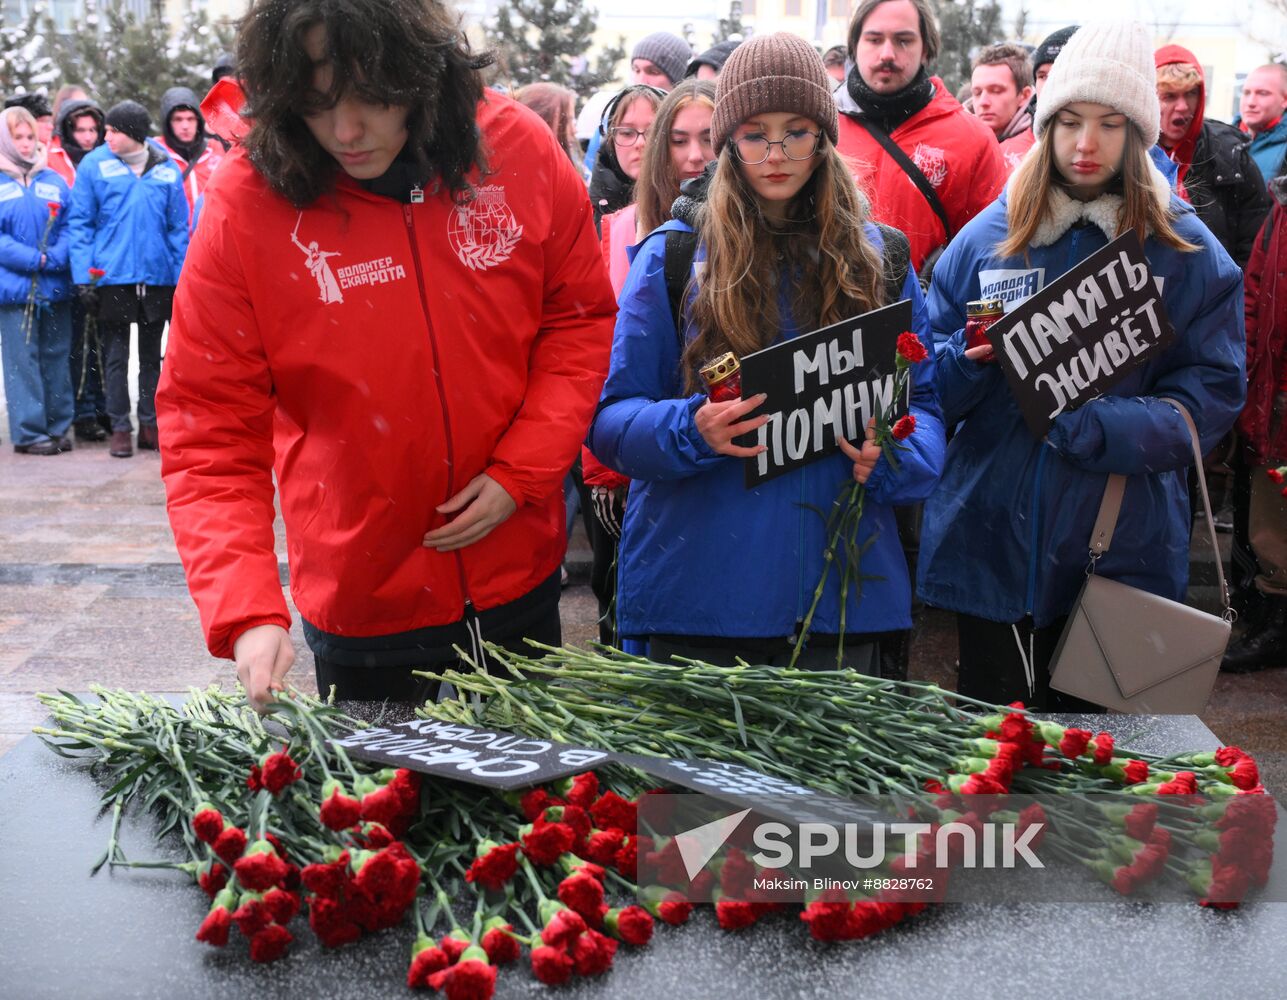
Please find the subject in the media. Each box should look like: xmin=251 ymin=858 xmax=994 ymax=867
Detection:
xmin=1111 ymin=865 xmax=1138 ymax=895
xmin=1092 ymin=732 xmax=1114 ymax=766
xmin=320 ymin=786 xmax=362 ymax=831
xmin=234 ymin=842 xmax=291 ymax=891
xmin=800 ymin=899 xmax=854 ymax=941
xmin=540 ymin=907 xmax=587 ymax=948
xmin=1123 ymin=803 xmax=1158 ymax=842
xmin=307 ymin=895 xmax=362 ymax=948
xmin=356 ymin=821 xmax=395 ymax=849
xmin=249 ymin=923 xmax=293 ymax=963
xmin=196 ymin=897 xmax=234 ymax=947
xmin=440 ymin=934 xmax=470 ymax=963
xmin=212 ymin=826 xmax=248 ymax=865
xmin=564 ymin=772 xmax=600 ymax=808
xmin=1215 ymin=745 xmax=1246 ymax=767
xmin=465 ymin=842 xmax=520 ymax=892
xmin=654 ymin=892 xmax=692 ymax=926
xmin=558 ymin=871 xmax=606 ymax=920
xmin=891 ymin=413 xmax=917 ymax=440
xmin=47 ymin=201 xmax=60 ymax=215
xmin=845 ymin=900 xmax=903 ymax=939
xmin=192 ymin=807 xmax=225 ymax=844
xmin=198 ymin=861 xmax=229 ymax=898
xmin=88 ymin=267 xmax=106 ymax=279
xmin=246 ymin=764 xmax=263 ymax=792
xmin=1123 ymin=760 xmax=1150 ymax=784
xmin=259 ymin=751 xmax=301 ymax=795
xmin=605 ymin=905 xmax=654 ymax=946
xmin=1017 ymin=803 xmax=1048 ymax=850
xmin=1268 ymin=468 xmax=1285 ymax=485
xmin=521 ymin=821 xmax=575 ymax=866
xmin=531 ymin=945 xmax=575 ymax=986
xmin=1158 ymin=771 xmax=1198 ymax=795
xmin=896 ymin=330 xmax=929 ymax=363
xmin=388 ymin=769 xmax=422 ymax=811
xmin=548 ymin=803 xmax=592 ymax=846
xmin=715 ymin=899 xmax=760 ymax=931
xmin=584 ymin=827 xmax=626 ymax=865
xmin=233 ymin=897 xmax=273 ymax=938
xmin=442 ymin=957 xmax=496 ymax=1000
xmin=408 ymin=942 xmax=450 ymax=989
xmin=481 ymin=924 xmax=520 ymax=965
xmin=614 ymin=836 xmax=640 ymax=880
xmin=263 ymin=888 xmax=300 ymax=924
xmin=572 ymin=929 xmax=618 ymax=977
xmin=520 ymin=788 xmax=554 ymax=821
xmin=1058 ymin=728 xmax=1092 ymax=759
xmin=1229 ymin=757 xmax=1260 ymax=791
xmin=591 ymin=791 xmax=638 ymax=833
xmin=301 ymin=853 xmax=349 ymax=897
xmin=359 ymin=784 xmax=404 ymax=828
xmin=960 ymin=773 xmax=1008 ymax=796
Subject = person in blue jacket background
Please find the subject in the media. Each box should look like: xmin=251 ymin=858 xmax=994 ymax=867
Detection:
xmin=917 ymin=21 xmax=1246 ymax=708
xmin=67 ymin=100 xmax=188 ymax=458
xmin=0 ymin=105 xmax=74 ymax=456
xmin=590 ymin=33 xmax=945 ymax=671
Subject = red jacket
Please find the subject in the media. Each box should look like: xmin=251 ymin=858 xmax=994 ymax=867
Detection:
xmin=836 ymin=79 xmax=1005 ymax=272
xmin=999 ymin=128 xmax=1035 ymax=176
xmin=152 ymin=137 xmax=225 ymax=214
xmin=47 ymin=137 xmax=76 ymax=186
xmin=156 ymin=94 xmax=616 ymax=658
xmin=1239 ymin=188 xmax=1287 ymax=464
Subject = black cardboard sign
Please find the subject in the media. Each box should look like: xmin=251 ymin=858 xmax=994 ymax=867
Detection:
xmin=737 ymin=299 xmax=913 ymax=487
xmin=332 ymin=719 xmax=612 ymax=790
xmin=985 ymin=232 xmax=1174 ymax=439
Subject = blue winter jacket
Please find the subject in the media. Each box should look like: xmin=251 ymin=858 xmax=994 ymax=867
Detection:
xmin=66 ymin=144 xmax=189 ymax=286
xmin=0 ymin=168 xmax=72 ymax=307
xmin=590 ymin=220 xmax=946 ymax=640
xmin=1235 ymin=115 xmax=1287 ymax=185
xmin=917 ymin=187 xmax=1245 ymax=628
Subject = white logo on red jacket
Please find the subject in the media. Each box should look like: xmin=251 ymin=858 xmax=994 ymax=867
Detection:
xmin=292 ymin=215 xmax=344 ymax=305
xmin=911 ymin=143 xmax=948 ymax=188
xmin=448 ymin=185 xmax=523 ymax=271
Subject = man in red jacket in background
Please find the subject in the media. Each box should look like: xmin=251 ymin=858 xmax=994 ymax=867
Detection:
xmin=834 ymin=0 xmax=1005 ymax=278
xmin=155 ymin=0 xmax=615 ymax=709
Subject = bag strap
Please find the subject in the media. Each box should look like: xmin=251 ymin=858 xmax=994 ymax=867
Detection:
xmin=1087 ymin=397 xmax=1230 ymax=613
xmin=663 ymin=228 xmax=699 ymax=350
xmin=853 ymin=117 xmax=953 ymax=242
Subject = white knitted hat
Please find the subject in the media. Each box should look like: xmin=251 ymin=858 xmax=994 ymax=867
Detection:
xmin=1034 ymin=21 xmax=1159 ymax=147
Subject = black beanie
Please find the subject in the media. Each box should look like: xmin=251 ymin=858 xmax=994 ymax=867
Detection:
xmin=1033 ymin=25 xmax=1079 ymax=74
xmin=105 ymin=100 xmax=151 ymax=144
xmin=4 ymin=92 xmax=52 ymax=119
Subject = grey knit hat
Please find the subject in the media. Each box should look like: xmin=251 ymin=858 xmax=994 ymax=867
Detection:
xmin=1035 ymin=21 xmax=1159 ymax=147
xmin=631 ymin=32 xmax=693 ymax=88
xmin=711 ymin=33 xmax=839 ymax=153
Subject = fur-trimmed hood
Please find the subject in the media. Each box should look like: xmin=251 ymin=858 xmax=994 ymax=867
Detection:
xmin=1004 ymin=159 xmax=1177 ymax=246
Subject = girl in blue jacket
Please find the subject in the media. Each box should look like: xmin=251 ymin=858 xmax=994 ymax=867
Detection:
xmin=917 ymin=22 xmax=1245 ymax=708
xmin=0 ymin=106 xmax=74 ymax=455
xmin=590 ymin=34 xmax=945 ymax=670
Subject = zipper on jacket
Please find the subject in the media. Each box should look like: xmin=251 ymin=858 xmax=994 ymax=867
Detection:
xmin=403 ymin=203 xmax=475 ymax=615
xmin=1024 ymin=445 xmax=1048 ymax=617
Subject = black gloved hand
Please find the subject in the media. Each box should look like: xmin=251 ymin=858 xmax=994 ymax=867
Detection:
xmin=77 ymin=284 xmax=100 ymax=312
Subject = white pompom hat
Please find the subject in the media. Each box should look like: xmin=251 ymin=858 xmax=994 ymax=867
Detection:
xmin=1034 ymin=20 xmax=1160 ymax=148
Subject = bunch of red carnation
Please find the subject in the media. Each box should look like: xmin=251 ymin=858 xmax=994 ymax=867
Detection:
xmin=407 ymin=919 xmax=516 ymax=996
xmin=530 ymin=902 xmax=619 ymax=985
xmin=352 ymin=768 xmax=422 ymax=837
xmin=1189 ymin=785 xmax=1277 ymax=909
xmin=194 ymin=834 xmax=301 ymax=962
xmin=301 ymin=838 xmax=421 ymax=947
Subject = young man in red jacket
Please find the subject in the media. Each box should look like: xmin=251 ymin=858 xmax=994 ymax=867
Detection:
xmin=833 ymin=0 xmax=1005 ymax=276
xmin=155 ymin=0 xmax=616 ymax=709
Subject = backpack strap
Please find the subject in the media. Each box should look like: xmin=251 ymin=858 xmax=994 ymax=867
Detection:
xmin=663 ymin=228 xmax=699 ymax=350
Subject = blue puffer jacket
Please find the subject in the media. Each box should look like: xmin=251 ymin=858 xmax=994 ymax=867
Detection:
xmin=66 ymin=144 xmax=188 ymax=286
xmin=0 ymin=168 xmax=72 ymax=306
xmin=590 ymin=220 xmax=945 ymax=639
xmin=1236 ymin=114 xmax=1287 ymax=186
xmin=917 ymin=181 xmax=1245 ymax=629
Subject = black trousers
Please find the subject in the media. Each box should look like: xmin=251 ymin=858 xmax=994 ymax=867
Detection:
xmin=955 ymin=612 xmax=1101 ymax=711
xmin=313 ymin=603 xmax=561 ymax=703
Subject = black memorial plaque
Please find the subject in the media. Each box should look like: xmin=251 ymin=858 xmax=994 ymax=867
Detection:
xmin=332 ymin=718 xmax=611 ymax=790
xmin=985 ymin=232 xmax=1175 ymax=439
xmin=738 ymin=299 xmax=913 ymax=487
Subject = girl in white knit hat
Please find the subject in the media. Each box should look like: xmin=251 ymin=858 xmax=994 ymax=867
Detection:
xmin=916 ymin=21 xmax=1246 ymax=708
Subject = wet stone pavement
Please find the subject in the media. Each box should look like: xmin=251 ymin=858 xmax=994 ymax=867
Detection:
xmin=1 ymin=424 xmax=1285 ymax=798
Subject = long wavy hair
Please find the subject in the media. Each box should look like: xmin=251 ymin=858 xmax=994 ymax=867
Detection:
xmin=683 ymin=140 xmax=886 ymax=392
xmin=635 ymin=80 xmax=715 ymax=235
xmin=236 ymin=0 xmax=491 ymax=207
xmin=1000 ymin=119 xmax=1197 ymax=258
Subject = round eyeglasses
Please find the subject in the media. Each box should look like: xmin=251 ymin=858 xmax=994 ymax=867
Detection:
xmin=609 ymin=126 xmax=650 ymax=147
xmin=732 ymin=129 xmax=822 ymax=164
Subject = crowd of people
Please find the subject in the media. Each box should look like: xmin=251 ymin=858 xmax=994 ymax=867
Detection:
xmin=2 ymin=0 xmax=1285 ymax=709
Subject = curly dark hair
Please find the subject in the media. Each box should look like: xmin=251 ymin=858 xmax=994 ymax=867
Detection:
xmin=236 ymin=0 xmax=492 ymax=207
